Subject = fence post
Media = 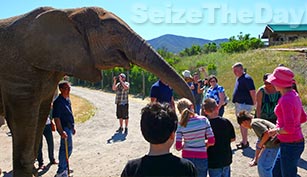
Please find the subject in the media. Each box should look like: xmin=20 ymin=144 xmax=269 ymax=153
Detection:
xmin=101 ymin=71 xmax=104 ymax=89
xmin=142 ymin=71 xmax=145 ymax=100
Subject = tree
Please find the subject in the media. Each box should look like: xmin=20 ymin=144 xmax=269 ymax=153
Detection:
xmin=220 ymin=32 xmax=264 ymax=53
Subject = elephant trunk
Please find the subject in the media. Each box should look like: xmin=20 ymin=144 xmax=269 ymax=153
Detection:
xmin=126 ymin=34 xmax=195 ymax=104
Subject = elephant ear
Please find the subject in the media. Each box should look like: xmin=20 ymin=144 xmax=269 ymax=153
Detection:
xmin=24 ymin=9 xmax=101 ymax=82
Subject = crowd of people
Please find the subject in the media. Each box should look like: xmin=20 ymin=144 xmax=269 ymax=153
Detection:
xmin=121 ymin=63 xmax=306 ymax=177
xmin=1 ymin=63 xmax=305 ymax=177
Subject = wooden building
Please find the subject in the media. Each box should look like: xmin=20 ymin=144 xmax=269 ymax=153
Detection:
xmin=261 ymin=24 xmax=307 ymax=46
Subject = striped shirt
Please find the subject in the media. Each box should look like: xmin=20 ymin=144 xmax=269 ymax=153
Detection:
xmin=176 ymin=116 xmax=215 ymax=159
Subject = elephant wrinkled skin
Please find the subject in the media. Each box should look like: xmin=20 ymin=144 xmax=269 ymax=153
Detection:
xmin=0 ymin=7 xmax=194 ymax=176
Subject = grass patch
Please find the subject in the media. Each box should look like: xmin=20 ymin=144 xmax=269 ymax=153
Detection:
xmin=70 ymin=94 xmax=96 ymax=123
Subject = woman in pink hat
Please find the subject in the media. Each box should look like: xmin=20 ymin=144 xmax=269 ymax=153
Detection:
xmin=267 ymin=66 xmax=307 ymax=177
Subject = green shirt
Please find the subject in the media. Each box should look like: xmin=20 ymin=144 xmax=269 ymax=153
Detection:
xmin=251 ymin=118 xmax=279 ymax=148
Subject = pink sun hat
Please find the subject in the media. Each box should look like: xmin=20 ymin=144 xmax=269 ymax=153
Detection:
xmin=266 ymin=66 xmax=294 ymax=88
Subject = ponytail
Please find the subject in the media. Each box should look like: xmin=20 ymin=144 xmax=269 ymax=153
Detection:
xmin=179 ymin=108 xmax=194 ymax=127
xmin=177 ymin=98 xmax=195 ymax=127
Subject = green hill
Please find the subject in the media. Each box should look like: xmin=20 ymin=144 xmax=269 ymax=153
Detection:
xmin=174 ymin=39 xmax=307 ymax=105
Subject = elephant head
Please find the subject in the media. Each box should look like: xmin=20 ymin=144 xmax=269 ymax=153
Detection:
xmin=0 ymin=7 xmax=194 ymax=176
xmin=22 ymin=7 xmax=194 ymax=101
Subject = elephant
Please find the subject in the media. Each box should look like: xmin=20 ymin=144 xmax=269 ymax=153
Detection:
xmin=0 ymin=6 xmax=194 ymax=176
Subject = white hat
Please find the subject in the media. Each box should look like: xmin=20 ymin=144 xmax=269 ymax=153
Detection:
xmin=120 ymin=73 xmax=126 ymax=78
xmin=182 ymin=70 xmax=192 ymax=78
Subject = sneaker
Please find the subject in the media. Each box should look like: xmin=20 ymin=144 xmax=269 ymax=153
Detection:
xmin=116 ymin=127 xmax=123 ymax=132
xmin=124 ymin=128 xmax=128 ymax=134
xmin=55 ymin=170 xmax=68 ymax=177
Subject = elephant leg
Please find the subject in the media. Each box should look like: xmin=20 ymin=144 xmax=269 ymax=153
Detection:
xmin=4 ymin=98 xmax=41 ymax=177
xmin=33 ymin=99 xmax=53 ymax=164
xmin=0 ymin=89 xmax=5 ymax=127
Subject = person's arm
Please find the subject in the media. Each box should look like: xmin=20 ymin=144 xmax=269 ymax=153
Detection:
xmin=251 ymin=130 xmax=271 ymax=166
xmin=112 ymin=77 xmax=117 ymax=91
xmin=229 ymin=120 xmax=236 ymax=143
xmin=199 ymin=67 xmax=208 ymax=78
xmin=250 ymin=90 xmax=256 ymax=105
xmin=250 ymin=142 xmax=262 ymax=166
xmin=175 ymin=130 xmax=183 ymax=151
xmin=268 ymin=127 xmax=287 ymax=137
xmin=119 ymin=76 xmax=129 ymax=90
xmin=204 ymin=119 xmax=215 ymax=147
xmin=170 ymin=96 xmax=175 ymax=109
xmin=54 ymin=118 xmax=67 ymax=139
xmin=218 ymin=92 xmax=225 ymax=109
xmin=197 ymin=83 xmax=203 ymax=94
xmin=255 ymin=88 xmax=263 ymax=118
xmin=301 ymin=106 xmax=307 ymax=124
xmin=259 ymin=130 xmax=270 ymax=145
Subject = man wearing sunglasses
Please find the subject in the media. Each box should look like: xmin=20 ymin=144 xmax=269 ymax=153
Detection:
xmin=53 ymin=80 xmax=75 ymax=177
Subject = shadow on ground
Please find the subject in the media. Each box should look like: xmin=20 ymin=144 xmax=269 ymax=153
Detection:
xmin=107 ymin=131 xmax=127 ymax=144
xmin=232 ymin=146 xmax=255 ymax=159
xmin=298 ymin=158 xmax=307 ymax=170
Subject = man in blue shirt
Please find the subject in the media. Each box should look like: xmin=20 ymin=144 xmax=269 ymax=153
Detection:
xmin=53 ymin=80 xmax=75 ymax=177
xmin=150 ymin=80 xmax=175 ymax=109
xmin=232 ymin=62 xmax=256 ymax=149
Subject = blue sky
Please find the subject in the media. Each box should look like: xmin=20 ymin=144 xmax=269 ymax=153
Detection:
xmin=1 ymin=0 xmax=307 ymax=40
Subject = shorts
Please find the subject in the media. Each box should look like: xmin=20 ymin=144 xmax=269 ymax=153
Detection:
xmin=116 ymin=104 xmax=129 ymax=119
xmin=235 ymin=102 xmax=253 ymax=116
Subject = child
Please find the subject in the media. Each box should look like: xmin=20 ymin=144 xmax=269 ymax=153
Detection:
xmin=237 ymin=110 xmax=279 ymax=177
xmin=176 ymin=98 xmax=215 ymax=177
xmin=203 ymin=98 xmax=236 ymax=177
xmin=121 ymin=102 xmax=197 ymax=177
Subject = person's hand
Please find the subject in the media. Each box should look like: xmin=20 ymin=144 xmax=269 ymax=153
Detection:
xmin=268 ymin=128 xmax=278 ymax=137
xmin=118 ymin=75 xmax=123 ymax=82
xmin=60 ymin=131 xmax=68 ymax=139
xmin=190 ymin=84 xmax=195 ymax=90
xmin=199 ymin=67 xmax=205 ymax=72
xmin=113 ymin=76 xmax=117 ymax=82
xmin=249 ymin=159 xmax=257 ymax=167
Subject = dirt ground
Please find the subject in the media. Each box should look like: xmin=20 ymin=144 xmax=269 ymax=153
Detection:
xmin=0 ymin=86 xmax=306 ymax=177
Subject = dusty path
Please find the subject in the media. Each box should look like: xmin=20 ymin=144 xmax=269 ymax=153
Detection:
xmin=0 ymin=86 xmax=306 ymax=177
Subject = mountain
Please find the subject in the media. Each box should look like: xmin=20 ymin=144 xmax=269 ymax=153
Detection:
xmin=147 ymin=34 xmax=228 ymax=53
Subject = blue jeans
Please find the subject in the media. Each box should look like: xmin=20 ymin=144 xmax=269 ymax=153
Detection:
xmin=195 ymin=104 xmax=201 ymax=115
xmin=186 ymin=158 xmax=208 ymax=177
xmin=209 ymin=165 xmax=230 ymax=177
xmin=57 ymin=128 xmax=73 ymax=174
xmin=218 ymin=105 xmax=225 ymax=117
xmin=273 ymin=141 xmax=304 ymax=177
xmin=37 ymin=124 xmax=55 ymax=166
xmin=258 ymin=148 xmax=279 ymax=177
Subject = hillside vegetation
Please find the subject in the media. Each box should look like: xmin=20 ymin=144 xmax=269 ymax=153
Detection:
xmin=175 ymin=38 xmax=307 ymax=105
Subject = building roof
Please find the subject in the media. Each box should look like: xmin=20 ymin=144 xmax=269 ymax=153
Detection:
xmin=262 ymin=24 xmax=307 ymax=38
